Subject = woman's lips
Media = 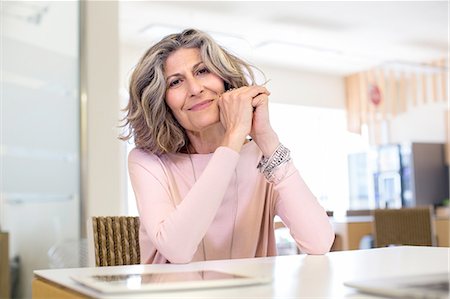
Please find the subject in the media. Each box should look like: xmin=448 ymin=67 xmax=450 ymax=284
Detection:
xmin=189 ymin=100 xmax=213 ymax=111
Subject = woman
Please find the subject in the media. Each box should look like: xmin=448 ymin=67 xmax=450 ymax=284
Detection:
xmin=121 ymin=28 xmax=334 ymax=264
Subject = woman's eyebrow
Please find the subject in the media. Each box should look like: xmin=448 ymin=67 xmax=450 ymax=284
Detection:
xmin=166 ymin=61 xmax=204 ymax=80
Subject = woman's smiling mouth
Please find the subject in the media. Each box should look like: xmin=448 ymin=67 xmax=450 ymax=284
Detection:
xmin=188 ymin=99 xmax=214 ymax=111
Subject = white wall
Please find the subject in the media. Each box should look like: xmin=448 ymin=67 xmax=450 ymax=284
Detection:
xmin=390 ymin=101 xmax=448 ymax=144
xmin=260 ymin=63 xmax=345 ymax=109
xmin=119 ymin=45 xmax=143 ymax=92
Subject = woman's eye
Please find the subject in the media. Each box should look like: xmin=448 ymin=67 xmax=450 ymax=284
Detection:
xmin=197 ymin=67 xmax=209 ymax=75
xmin=169 ymin=79 xmax=181 ymax=87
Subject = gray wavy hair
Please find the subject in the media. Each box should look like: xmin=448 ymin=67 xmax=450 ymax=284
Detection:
xmin=120 ymin=28 xmax=260 ymax=154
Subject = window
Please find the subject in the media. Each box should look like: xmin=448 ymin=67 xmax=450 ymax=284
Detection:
xmin=269 ymin=102 xmax=369 ymax=215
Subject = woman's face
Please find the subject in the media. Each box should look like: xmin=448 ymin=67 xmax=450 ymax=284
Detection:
xmin=164 ymin=47 xmax=225 ymax=133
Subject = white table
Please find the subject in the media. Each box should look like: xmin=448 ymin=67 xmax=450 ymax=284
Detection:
xmin=33 ymin=246 xmax=449 ymax=298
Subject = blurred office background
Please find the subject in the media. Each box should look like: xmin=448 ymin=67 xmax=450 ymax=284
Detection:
xmin=1 ymin=1 xmax=448 ymax=298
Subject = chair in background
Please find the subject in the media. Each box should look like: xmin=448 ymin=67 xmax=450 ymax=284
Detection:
xmin=372 ymin=206 xmax=435 ymax=248
xmin=346 ymin=209 xmax=372 ymax=216
xmin=90 ymin=216 xmax=140 ymax=267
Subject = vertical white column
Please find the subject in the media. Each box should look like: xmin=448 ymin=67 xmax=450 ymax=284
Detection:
xmin=81 ymin=1 xmax=126 ymax=235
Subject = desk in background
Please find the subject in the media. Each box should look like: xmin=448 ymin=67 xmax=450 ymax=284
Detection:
xmin=1 ymin=232 xmax=9 ymax=299
xmin=33 ymin=246 xmax=449 ymax=299
xmin=332 ymin=216 xmax=449 ymax=250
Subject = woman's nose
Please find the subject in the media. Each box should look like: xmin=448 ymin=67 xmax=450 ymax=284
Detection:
xmin=187 ymin=77 xmax=204 ymax=96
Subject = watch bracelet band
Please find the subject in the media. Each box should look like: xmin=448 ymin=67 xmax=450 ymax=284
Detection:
xmin=257 ymin=143 xmax=291 ymax=181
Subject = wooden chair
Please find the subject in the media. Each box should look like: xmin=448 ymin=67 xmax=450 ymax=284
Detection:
xmin=90 ymin=216 xmax=140 ymax=267
xmin=372 ymin=206 xmax=436 ymax=248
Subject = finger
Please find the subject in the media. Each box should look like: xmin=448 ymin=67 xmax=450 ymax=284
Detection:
xmin=223 ymin=85 xmax=270 ymax=98
xmin=240 ymin=86 xmax=270 ymax=99
xmin=251 ymin=93 xmax=268 ymax=108
xmin=250 ymin=86 xmax=270 ymax=97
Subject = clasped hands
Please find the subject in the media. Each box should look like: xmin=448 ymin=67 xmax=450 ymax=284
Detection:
xmin=218 ymin=85 xmax=279 ymax=156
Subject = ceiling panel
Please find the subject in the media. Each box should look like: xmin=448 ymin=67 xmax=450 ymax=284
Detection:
xmin=119 ymin=1 xmax=448 ymax=75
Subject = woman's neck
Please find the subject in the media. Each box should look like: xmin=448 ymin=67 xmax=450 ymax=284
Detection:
xmin=186 ymin=124 xmax=226 ymax=154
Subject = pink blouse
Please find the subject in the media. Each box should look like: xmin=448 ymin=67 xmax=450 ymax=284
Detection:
xmin=128 ymin=141 xmax=334 ymax=264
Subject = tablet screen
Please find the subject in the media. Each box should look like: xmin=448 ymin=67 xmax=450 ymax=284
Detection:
xmin=92 ymin=270 xmax=247 ymax=286
xmin=72 ymin=270 xmax=270 ymax=293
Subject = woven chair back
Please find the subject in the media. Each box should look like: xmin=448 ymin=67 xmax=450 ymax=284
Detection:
xmin=372 ymin=206 xmax=434 ymax=247
xmin=92 ymin=216 xmax=140 ymax=267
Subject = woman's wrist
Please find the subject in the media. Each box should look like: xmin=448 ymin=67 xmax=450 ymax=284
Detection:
xmin=253 ymin=129 xmax=279 ymax=157
xmin=221 ymin=131 xmax=247 ymax=153
xmin=257 ymin=143 xmax=292 ymax=184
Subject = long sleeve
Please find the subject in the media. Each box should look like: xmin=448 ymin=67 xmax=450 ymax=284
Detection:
xmin=273 ymin=161 xmax=335 ymax=254
xmin=128 ymin=147 xmax=239 ymax=263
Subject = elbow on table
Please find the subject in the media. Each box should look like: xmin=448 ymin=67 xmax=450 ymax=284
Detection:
xmin=311 ymin=239 xmax=334 ymax=255
xmin=155 ymin=242 xmax=196 ymax=264
xmin=167 ymin=254 xmax=194 ymax=264
xmin=301 ymin=231 xmax=335 ymax=255
xmin=152 ymin=228 xmax=199 ymax=264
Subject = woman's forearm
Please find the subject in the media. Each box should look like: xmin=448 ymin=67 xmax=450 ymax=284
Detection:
xmin=274 ymin=164 xmax=335 ymax=254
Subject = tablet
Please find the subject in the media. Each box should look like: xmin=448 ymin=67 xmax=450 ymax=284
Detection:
xmin=344 ymin=272 xmax=449 ymax=299
xmin=71 ymin=270 xmax=271 ymax=293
